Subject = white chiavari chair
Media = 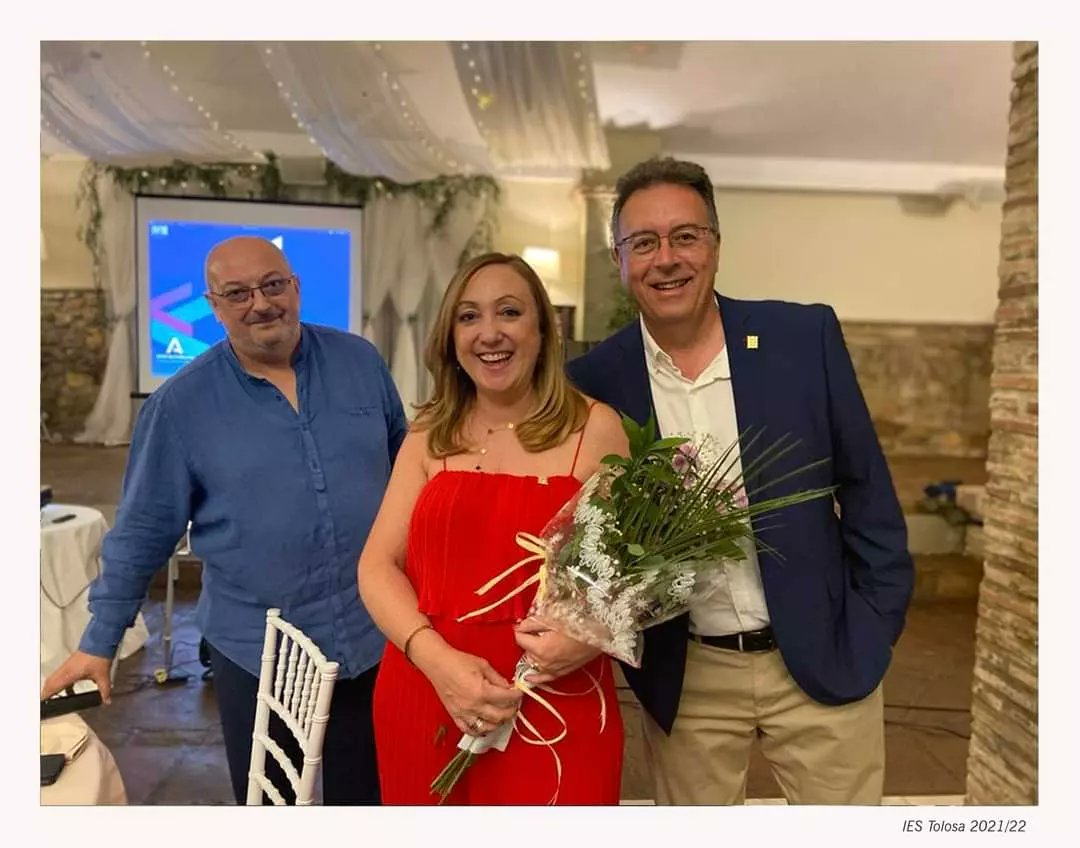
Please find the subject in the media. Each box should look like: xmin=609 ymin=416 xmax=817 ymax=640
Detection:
xmin=245 ymin=608 xmax=339 ymax=806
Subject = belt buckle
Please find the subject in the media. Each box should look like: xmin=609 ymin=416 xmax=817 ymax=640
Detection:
xmin=737 ymin=632 xmax=744 ymax=652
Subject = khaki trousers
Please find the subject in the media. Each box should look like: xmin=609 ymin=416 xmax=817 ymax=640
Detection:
xmin=641 ymin=640 xmax=884 ymax=805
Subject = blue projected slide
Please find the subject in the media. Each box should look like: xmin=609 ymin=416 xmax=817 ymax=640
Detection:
xmin=146 ymin=222 xmax=351 ymax=380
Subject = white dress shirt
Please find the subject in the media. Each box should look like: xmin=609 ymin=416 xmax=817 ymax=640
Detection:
xmin=640 ymin=316 xmax=771 ymax=636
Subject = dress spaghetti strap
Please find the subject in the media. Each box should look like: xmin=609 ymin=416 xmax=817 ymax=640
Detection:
xmin=569 ymin=401 xmax=598 ymax=477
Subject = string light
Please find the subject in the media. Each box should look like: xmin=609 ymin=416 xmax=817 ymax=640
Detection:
xmin=367 ymin=42 xmax=459 ymax=174
xmin=457 ymin=42 xmax=503 ymax=165
xmin=456 ymin=42 xmax=606 ymax=170
xmin=139 ymin=42 xmax=265 ymax=162
xmin=261 ymin=42 xmax=459 ymax=177
xmin=261 ymin=44 xmax=353 ymax=167
xmin=575 ymin=49 xmax=606 ymax=161
xmin=40 ymin=116 xmax=82 ymax=156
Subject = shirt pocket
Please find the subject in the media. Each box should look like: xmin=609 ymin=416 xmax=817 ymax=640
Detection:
xmin=341 ymin=406 xmax=388 ymax=449
xmin=325 ymin=404 xmax=389 ymax=465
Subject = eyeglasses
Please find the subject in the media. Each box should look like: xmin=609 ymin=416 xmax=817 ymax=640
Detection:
xmin=614 ymin=224 xmax=717 ymax=258
xmin=207 ymin=275 xmax=296 ymax=307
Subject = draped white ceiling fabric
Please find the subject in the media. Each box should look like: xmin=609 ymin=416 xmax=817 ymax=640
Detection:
xmin=451 ymin=42 xmax=610 ymax=173
xmin=41 ymin=41 xmax=610 ymax=179
xmin=41 ymin=42 xmax=259 ymax=165
xmin=259 ymin=42 xmax=484 ymax=181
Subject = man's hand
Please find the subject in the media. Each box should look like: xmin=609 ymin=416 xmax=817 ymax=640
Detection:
xmin=41 ymin=651 xmax=113 ymax=704
xmin=514 ymin=617 xmax=602 ymax=684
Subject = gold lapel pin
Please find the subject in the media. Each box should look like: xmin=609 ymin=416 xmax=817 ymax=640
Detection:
xmin=746 ymin=335 xmax=759 ymax=350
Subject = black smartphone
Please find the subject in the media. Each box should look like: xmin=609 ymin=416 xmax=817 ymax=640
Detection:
xmin=41 ymin=753 xmax=66 ymax=787
xmin=41 ymin=688 xmax=103 ymax=720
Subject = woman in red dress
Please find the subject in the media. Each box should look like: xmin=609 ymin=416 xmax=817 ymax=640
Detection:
xmin=358 ymin=252 xmax=628 ymax=804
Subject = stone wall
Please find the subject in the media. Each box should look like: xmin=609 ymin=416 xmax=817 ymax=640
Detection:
xmin=41 ymin=289 xmax=108 ymax=438
xmin=964 ymin=41 xmax=1038 ymax=805
xmin=843 ymin=322 xmax=993 ymax=458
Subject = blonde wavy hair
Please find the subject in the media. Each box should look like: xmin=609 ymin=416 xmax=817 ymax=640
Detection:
xmin=414 ymin=252 xmax=589 ymax=458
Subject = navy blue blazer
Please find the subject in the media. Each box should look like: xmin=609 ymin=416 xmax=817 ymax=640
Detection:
xmin=566 ymin=294 xmax=913 ymax=734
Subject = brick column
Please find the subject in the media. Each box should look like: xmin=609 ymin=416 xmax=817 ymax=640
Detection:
xmin=963 ymin=41 xmax=1038 ymax=805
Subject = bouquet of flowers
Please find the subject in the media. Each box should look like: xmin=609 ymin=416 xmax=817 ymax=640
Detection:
xmin=431 ymin=414 xmax=835 ymax=802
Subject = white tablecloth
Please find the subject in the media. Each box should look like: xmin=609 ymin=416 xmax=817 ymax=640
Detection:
xmin=40 ymin=504 xmax=150 ymax=688
xmin=41 ymin=713 xmax=127 ymax=805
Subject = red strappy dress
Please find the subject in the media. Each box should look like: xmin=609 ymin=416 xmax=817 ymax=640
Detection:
xmin=372 ymin=425 xmax=623 ymax=805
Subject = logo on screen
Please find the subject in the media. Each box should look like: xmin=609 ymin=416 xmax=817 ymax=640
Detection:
xmin=142 ymin=215 xmax=351 ymax=390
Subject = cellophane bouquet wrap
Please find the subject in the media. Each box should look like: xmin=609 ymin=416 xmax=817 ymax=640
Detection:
xmin=524 ymin=414 xmax=836 ymax=667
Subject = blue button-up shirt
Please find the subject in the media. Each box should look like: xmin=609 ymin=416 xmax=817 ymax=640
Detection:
xmin=80 ymin=323 xmax=407 ymax=679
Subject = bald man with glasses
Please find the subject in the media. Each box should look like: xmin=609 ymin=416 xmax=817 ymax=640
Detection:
xmin=43 ymin=236 xmax=407 ymax=805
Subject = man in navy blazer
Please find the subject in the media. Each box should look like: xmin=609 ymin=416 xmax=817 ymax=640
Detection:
xmin=567 ymin=157 xmax=913 ymax=804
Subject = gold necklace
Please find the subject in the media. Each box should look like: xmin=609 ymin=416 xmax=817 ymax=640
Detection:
xmin=473 ymin=421 xmax=516 ymax=471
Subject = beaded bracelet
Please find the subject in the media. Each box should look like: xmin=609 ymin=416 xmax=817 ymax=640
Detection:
xmin=402 ymin=622 xmax=435 ymax=664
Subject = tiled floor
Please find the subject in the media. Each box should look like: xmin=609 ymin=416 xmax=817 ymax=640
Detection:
xmin=43 ymin=443 xmax=982 ymax=805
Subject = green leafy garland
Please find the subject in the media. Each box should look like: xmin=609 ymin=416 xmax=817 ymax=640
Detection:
xmin=76 ymin=152 xmax=500 ymax=287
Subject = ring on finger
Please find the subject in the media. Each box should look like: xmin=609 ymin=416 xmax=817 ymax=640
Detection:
xmin=469 ymin=716 xmax=485 ymax=732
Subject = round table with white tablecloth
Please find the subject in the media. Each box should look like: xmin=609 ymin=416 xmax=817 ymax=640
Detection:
xmin=40 ymin=713 xmax=127 ymax=805
xmin=40 ymin=504 xmax=149 ymax=688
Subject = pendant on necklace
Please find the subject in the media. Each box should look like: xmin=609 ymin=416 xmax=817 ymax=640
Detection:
xmin=476 ymin=421 xmax=514 ymax=472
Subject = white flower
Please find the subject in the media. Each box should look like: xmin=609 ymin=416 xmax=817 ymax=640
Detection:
xmin=669 ymin=570 xmax=696 ymax=604
xmin=693 ymin=434 xmax=722 ymax=472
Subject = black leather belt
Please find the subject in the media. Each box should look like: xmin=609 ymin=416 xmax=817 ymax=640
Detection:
xmin=690 ymin=626 xmax=776 ymax=653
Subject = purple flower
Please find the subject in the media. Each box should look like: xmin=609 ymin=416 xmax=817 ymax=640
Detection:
xmin=673 ymin=444 xmax=699 ymax=475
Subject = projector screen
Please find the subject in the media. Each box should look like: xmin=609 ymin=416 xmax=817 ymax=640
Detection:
xmin=135 ymin=196 xmax=363 ymax=394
